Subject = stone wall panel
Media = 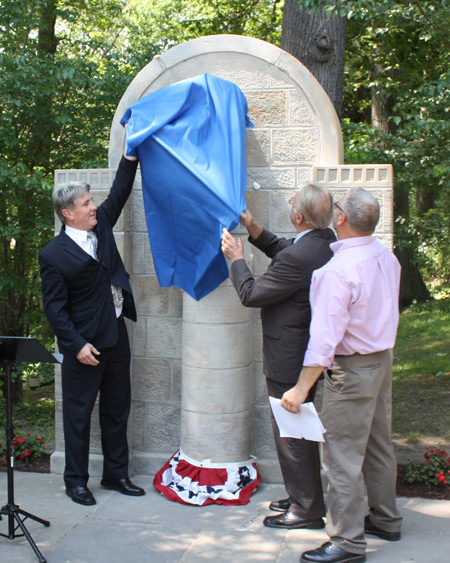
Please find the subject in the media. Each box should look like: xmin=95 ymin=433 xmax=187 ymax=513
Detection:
xmin=147 ymin=317 xmax=182 ymax=359
xmin=133 ymin=276 xmax=171 ymax=316
xmin=246 ymin=129 xmax=271 ymax=167
xmin=272 ymin=129 xmax=319 ymax=166
xmin=132 ymin=358 xmax=172 ymax=401
xmin=246 ymin=91 xmax=287 ymax=127
xmin=147 ymin=403 xmax=181 ymax=451
xmin=248 ymin=166 xmax=296 ymax=190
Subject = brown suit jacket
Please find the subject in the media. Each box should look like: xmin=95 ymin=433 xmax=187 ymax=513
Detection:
xmin=230 ymin=227 xmax=336 ymax=384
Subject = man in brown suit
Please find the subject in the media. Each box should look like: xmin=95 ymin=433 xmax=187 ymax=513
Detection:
xmin=221 ymin=184 xmax=335 ymax=529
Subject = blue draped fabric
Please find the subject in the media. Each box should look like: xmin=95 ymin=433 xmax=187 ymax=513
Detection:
xmin=120 ymin=73 xmax=253 ymax=300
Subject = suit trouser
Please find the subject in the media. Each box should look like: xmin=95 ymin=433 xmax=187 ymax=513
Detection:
xmin=322 ymin=350 xmax=402 ymax=555
xmin=61 ymin=317 xmax=131 ymax=487
xmin=266 ymin=378 xmax=325 ymax=519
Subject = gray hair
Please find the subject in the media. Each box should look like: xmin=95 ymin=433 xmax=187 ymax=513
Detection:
xmin=293 ymin=184 xmax=334 ymax=230
xmin=340 ymin=187 xmax=380 ymax=234
xmin=52 ymin=182 xmax=90 ymax=224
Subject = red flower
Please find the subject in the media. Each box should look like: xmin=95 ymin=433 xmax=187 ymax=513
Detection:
xmin=18 ymin=437 xmax=25 ymax=444
xmin=26 ymin=450 xmax=32 ymax=456
xmin=19 ymin=454 xmax=24 ymax=460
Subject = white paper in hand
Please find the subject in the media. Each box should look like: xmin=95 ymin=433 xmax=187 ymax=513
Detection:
xmin=269 ymin=397 xmax=326 ymax=442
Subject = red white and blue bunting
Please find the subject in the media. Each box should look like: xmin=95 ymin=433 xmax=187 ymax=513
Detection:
xmin=153 ymin=449 xmax=262 ymax=506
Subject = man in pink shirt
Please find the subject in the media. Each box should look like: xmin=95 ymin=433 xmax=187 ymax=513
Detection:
xmin=282 ymin=188 xmax=402 ymax=563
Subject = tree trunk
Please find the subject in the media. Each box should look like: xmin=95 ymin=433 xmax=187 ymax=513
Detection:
xmin=38 ymin=2 xmax=58 ymax=55
xmin=371 ymin=63 xmax=391 ymax=137
xmin=281 ymin=0 xmax=347 ymax=117
xmin=415 ymin=188 xmax=435 ymax=213
xmin=29 ymin=0 xmax=58 ymax=171
xmin=372 ymin=59 xmax=430 ymax=307
xmin=394 ymin=185 xmax=430 ymax=307
xmin=394 ymin=246 xmax=430 ymax=308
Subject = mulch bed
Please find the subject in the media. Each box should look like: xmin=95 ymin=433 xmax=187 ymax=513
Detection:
xmin=2 ymin=458 xmax=450 ymax=500
xmin=1 ymin=453 xmax=51 ymax=474
xmin=396 ymin=463 xmax=450 ymax=500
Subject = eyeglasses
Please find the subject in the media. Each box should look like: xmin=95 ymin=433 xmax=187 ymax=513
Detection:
xmin=334 ymin=202 xmax=345 ymax=213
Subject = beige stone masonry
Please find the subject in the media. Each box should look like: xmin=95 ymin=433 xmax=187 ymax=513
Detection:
xmin=51 ymin=35 xmax=394 ymax=482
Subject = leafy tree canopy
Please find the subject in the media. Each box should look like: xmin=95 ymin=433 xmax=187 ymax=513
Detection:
xmin=297 ymin=0 xmax=449 ymax=284
xmin=0 ymin=0 xmax=283 ymax=339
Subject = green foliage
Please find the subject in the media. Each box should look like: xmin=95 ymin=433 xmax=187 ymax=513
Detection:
xmin=284 ymin=1 xmax=449 ymax=289
xmin=0 ymin=433 xmax=46 ymax=466
xmin=0 ymin=384 xmax=55 ymax=446
xmin=0 ymin=0 xmax=284 ymax=352
xmin=0 ymin=0 xmax=140 ymax=347
xmin=341 ymin=1 xmax=449 ymax=283
xmin=1 ymin=0 xmax=448 ymax=342
xmin=18 ymin=391 xmax=55 ymax=429
xmin=403 ymin=449 xmax=450 ymax=487
xmin=127 ymin=0 xmax=283 ymax=50
xmin=17 ymin=363 xmax=55 ymax=385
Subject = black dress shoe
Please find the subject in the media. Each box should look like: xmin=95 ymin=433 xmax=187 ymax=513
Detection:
xmin=300 ymin=542 xmax=366 ymax=563
xmin=100 ymin=477 xmax=145 ymax=496
xmin=66 ymin=485 xmax=96 ymax=506
xmin=269 ymin=497 xmax=292 ymax=512
xmin=264 ymin=511 xmax=324 ymax=529
xmin=364 ymin=516 xmax=401 ymax=541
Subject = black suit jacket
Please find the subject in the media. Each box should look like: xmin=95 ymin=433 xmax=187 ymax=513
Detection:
xmin=230 ymin=228 xmax=336 ymax=384
xmin=39 ymin=157 xmax=138 ymax=358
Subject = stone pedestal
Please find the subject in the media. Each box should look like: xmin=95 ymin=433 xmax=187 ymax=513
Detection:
xmin=181 ymin=284 xmax=253 ymax=463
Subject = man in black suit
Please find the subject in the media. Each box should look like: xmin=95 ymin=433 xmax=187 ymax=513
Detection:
xmin=221 ymin=184 xmax=335 ymax=529
xmin=39 ymin=144 xmax=144 ymax=506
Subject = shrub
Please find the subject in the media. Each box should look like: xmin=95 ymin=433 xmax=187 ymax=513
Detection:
xmin=0 ymin=433 xmax=45 ymax=466
xmin=403 ymin=449 xmax=450 ymax=487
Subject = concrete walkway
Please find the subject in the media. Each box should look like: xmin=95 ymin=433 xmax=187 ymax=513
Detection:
xmin=1 ymin=472 xmax=449 ymax=563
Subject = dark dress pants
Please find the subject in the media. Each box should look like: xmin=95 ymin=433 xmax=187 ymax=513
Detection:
xmin=266 ymin=377 xmax=325 ymax=519
xmin=61 ymin=317 xmax=131 ymax=487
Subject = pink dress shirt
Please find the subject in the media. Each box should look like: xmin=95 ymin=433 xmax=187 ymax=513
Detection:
xmin=303 ymin=236 xmax=401 ymax=368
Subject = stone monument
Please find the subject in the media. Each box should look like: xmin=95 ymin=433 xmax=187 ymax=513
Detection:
xmin=51 ymin=35 xmax=393 ymax=484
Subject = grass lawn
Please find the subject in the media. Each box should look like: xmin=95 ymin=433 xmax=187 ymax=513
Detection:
xmin=393 ymin=296 xmax=450 ymax=460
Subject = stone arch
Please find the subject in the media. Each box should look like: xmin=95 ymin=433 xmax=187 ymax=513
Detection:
xmin=52 ymin=35 xmax=393 ymax=482
xmin=108 ymin=35 xmax=345 ymax=480
xmin=109 ymin=34 xmax=343 ymax=168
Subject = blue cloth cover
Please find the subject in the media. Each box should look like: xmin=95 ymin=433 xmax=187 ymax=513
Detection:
xmin=121 ymin=73 xmax=253 ymax=300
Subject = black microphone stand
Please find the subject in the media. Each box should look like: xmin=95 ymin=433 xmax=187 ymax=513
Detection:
xmin=0 ymin=337 xmax=62 ymax=563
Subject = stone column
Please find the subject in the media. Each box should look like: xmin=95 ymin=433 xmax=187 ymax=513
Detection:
xmin=181 ymin=281 xmax=253 ymax=463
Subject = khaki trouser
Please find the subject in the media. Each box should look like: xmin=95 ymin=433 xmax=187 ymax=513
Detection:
xmin=322 ymin=349 xmax=403 ymax=554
